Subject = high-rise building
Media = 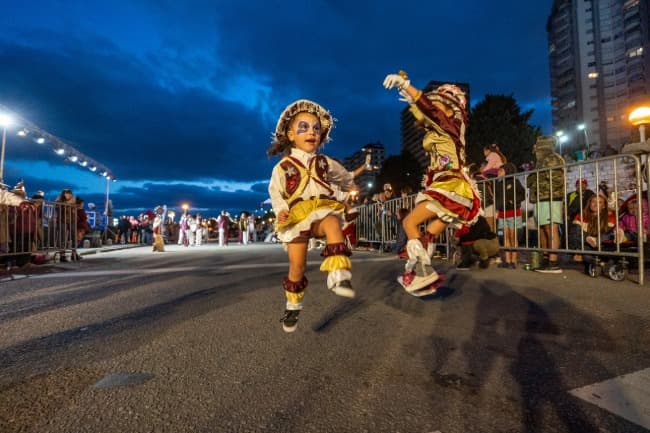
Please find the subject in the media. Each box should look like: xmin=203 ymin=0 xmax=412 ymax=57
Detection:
xmin=400 ymin=81 xmax=470 ymax=169
xmin=547 ymin=0 xmax=650 ymax=154
xmin=341 ymin=142 xmax=385 ymax=193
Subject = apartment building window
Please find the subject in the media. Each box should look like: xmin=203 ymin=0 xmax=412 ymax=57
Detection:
xmin=628 ymin=47 xmax=643 ymax=58
xmin=588 ymin=72 xmax=599 ymax=78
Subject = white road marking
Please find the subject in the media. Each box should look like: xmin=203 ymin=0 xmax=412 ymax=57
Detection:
xmin=569 ymin=367 xmax=650 ymax=429
xmin=29 ymin=256 xmax=398 ymax=279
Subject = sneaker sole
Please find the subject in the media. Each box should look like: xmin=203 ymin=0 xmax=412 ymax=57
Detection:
xmin=332 ymin=286 xmax=355 ymax=298
xmin=408 ymin=275 xmax=446 ymax=297
xmin=397 ymin=272 xmax=440 ymax=292
xmin=282 ymin=323 xmax=298 ymax=333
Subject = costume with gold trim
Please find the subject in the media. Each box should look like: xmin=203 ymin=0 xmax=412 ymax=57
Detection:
xmin=409 ymin=88 xmax=481 ymax=227
xmin=269 ymin=147 xmax=353 ymax=243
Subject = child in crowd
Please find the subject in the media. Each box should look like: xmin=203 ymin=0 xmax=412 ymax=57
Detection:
xmin=569 ymin=192 xmax=617 ymax=270
xmin=618 ymin=194 xmax=648 ymax=243
xmin=495 ymin=162 xmax=525 ymax=268
xmin=481 ymin=143 xmax=507 ymax=178
xmin=383 ymin=71 xmax=481 ymax=293
xmin=267 ymin=99 xmax=357 ymax=333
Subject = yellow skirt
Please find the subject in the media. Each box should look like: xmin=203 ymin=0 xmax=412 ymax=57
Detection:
xmin=276 ymin=197 xmax=345 ymax=243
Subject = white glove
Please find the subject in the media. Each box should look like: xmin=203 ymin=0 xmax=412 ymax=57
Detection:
xmin=383 ymin=74 xmax=410 ymax=91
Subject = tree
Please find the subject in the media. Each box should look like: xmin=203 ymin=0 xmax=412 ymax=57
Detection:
xmin=465 ymin=94 xmax=541 ymax=170
xmin=375 ymin=150 xmax=423 ymax=196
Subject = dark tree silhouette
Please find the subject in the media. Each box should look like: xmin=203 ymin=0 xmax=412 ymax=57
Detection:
xmin=466 ymin=94 xmax=541 ymax=170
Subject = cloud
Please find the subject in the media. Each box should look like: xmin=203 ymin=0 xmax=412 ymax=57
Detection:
xmin=0 ymin=0 xmax=554 ymax=217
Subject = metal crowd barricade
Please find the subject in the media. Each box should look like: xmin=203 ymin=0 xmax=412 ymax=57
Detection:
xmin=485 ymin=153 xmax=646 ymax=285
xmin=353 ymin=194 xmax=453 ymax=259
xmin=353 ymin=153 xmax=648 ymax=284
xmin=0 ymin=200 xmax=78 ymax=264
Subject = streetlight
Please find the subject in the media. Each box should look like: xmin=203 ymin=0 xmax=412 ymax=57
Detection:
xmin=555 ymin=130 xmax=568 ymax=155
xmin=0 ymin=113 xmax=13 ymax=186
xmin=577 ymin=123 xmax=590 ymax=154
xmin=629 ymin=106 xmax=650 ymax=143
xmin=181 ymin=203 xmax=189 ymax=214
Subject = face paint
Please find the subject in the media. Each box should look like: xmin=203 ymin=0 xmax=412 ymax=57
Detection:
xmin=296 ymin=120 xmax=321 ymax=135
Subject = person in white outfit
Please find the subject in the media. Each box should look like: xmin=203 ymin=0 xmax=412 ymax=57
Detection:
xmin=194 ymin=215 xmax=203 ymax=246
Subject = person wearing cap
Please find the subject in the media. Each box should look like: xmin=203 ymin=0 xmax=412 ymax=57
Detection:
xmin=495 ymin=162 xmax=526 ymax=268
xmin=267 ymin=99 xmax=357 ymax=333
xmin=383 ymin=71 xmax=481 ymax=294
xmin=526 ymin=136 xmax=566 ymax=273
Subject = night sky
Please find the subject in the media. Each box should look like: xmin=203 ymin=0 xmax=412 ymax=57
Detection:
xmin=0 ymin=0 xmax=553 ymax=217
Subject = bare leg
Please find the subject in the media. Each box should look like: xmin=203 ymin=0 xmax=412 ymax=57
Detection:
xmin=286 ymin=240 xmax=308 ymax=282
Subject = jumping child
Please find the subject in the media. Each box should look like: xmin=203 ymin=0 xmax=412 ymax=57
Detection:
xmin=268 ymin=99 xmax=357 ymax=333
xmin=383 ymin=71 xmax=481 ymax=293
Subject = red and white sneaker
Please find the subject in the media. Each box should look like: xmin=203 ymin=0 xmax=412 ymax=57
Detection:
xmin=397 ymin=262 xmax=440 ymax=292
xmin=408 ymin=274 xmax=446 ymax=297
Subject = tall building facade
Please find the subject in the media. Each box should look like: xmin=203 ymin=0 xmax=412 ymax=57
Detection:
xmin=548 ymin=0 xmax=650 ymax=154
xmin=401 ymin=81 xmax=470 ymax=169
xmin=342 ymin=142 xmax=385 ymax=193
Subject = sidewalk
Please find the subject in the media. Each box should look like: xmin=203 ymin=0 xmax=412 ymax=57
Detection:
xmin=77 ymin=243 xmax=143 ymax=256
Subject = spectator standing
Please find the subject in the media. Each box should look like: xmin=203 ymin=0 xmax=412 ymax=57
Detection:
xmin=117 ymin=215 xmax=130 ymax=244
xmin=495 ymin=163 xmax=526 ymax=268
xmin=55 ymin=188 xmax=76 ymax=259
xmin=75 ymin=197 xmax=90 ymax=249
xmin=526 ymin=136 xmax=565 ymax=273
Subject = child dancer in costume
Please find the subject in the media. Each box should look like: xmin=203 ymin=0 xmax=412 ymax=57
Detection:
xmin=383 ymin=71 xmax=481 ymax=293
xmin=268 ymin=99 xmax=356 ymax=333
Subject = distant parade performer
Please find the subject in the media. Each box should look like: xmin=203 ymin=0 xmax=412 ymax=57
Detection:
xmin=216 ymin=210 xmax=231 ymax=247
xmin=383 ymin=71 xmax=481 ymax=296
xmin=152 ymin=214 xmax=165 ymax=252
xmin=268 ymin=99 xmax=356 ymax=332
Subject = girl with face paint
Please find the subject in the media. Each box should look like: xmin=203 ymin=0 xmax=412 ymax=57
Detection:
xmin=267 ymin=99 xmax=357 ymax=333
xmin=383 ymin=71 xmax=481 ymax=294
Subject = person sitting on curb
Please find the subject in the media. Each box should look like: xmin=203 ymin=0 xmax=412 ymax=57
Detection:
xmin=455 ymin=215 xmax=499 ymax=270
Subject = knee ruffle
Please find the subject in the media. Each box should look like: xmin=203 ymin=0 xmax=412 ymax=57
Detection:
xmin=283 ymin=275 xmax=308 ymax=293
xmin=320 ymin=242 xmax=352 ymax=258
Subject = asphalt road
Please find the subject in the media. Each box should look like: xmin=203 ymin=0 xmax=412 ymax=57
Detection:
xmin=0 ymin=242 xmax=649 ymax=433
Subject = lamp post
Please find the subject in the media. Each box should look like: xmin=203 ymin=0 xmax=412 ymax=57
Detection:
xmin=629 ymin=106 xmax=650 ymax=143
xmin=577 ymin=123 xmax=590 ymax=155
xmin=0 ymin=113 xmax=13 ymax=186
xmin=555 ymin=130 xmax=567 ymax=155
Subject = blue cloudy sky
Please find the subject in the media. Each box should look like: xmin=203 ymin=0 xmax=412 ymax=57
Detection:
xmin=0 ymin=0 xmax=553 ymax=217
